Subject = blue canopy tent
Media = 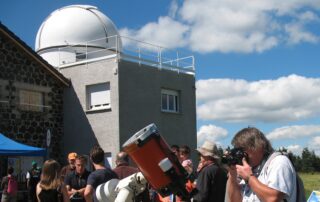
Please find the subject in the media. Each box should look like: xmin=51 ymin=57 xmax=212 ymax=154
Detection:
xmin=0 ymin=133 xmax=46 ymax=156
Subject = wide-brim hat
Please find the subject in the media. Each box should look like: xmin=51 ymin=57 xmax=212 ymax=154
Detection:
xmin=196 ymin=140 xmax=220 ymax=159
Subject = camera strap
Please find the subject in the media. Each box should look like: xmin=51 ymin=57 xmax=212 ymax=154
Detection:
xmin=252 ymin=152 xmax=273 ymax=176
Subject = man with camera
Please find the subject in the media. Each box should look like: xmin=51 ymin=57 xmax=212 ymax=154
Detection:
xmin=226 ymin=127 xmax=297 ymax=202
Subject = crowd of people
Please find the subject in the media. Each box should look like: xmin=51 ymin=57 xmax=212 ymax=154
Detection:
xmin=1 ymin=127 xmax=300 ymax=202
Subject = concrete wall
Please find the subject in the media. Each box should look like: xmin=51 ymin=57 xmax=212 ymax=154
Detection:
xmin=60 ymin=58 xmax=120 ymax=163
xmin=118 ymin=60 xmax=197 ymax=155
xmin=0 ymin=30 xmax=65 ymax=161
xmin=60 ymin=57 xmax=197 ymax=165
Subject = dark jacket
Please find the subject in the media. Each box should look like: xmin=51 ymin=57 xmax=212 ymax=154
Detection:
xmin=193 ymin=163 xmax=227 ymax=202
xmin=113 ymin=163 xmax=151 ymax=202
xmin=113 ymin=163 xmax=139 ymax=179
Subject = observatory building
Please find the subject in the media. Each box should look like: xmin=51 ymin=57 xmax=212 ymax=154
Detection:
xmin=35 ymin=5 xmax=196 ymax=164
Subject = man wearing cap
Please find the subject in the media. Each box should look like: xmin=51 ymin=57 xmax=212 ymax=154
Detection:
xmin=193 ymin=140 xmax=227 ymax=202
xmin=61 ymin=152 xmax=77 ymax=181
xmin=26 ymin=161 xmax=41 ymax=202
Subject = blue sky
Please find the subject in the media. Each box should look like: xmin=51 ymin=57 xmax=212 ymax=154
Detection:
xmin=1 ymin=0 xmax=320 ymax=155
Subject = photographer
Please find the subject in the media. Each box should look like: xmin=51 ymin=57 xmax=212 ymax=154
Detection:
xmin=226 ymin=127 xmax=297 ymax=202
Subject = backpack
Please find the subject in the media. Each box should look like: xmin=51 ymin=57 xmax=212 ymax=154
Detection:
xmin=7 ymin=176 xmax=18 ymax=195
xmin=263 ymin=152 xmax=306 ymax=202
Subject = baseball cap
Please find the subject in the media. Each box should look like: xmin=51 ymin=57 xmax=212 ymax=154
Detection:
xmin=68 ymin=152 xmax=77 ymax=160
xmin=31 ymin=161 xmax=37 ymax=166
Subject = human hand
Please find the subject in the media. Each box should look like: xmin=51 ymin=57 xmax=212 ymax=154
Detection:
xmin=226 ymin=164 xmax=238 ymax=182
xmin=235 ymin=158 xmax=253 ymax=181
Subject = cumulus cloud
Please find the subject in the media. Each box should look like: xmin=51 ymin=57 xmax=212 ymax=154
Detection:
xmin=285 ymin=11 xmax=320 ymax=44
xmin=286 ymin=145 xmax=303 ymax=155
xmin=309 ymin=136 xmax=320 ymax=155
xmin=119 ymin=16 xmax=189 ymax=49
xmin=119 ymin=0 xmax=320 ymax=53
xmin=196 ymin=74 xmax=320 ymax=122
xmin=267 ymin=125 xmax=320 ymax=140
xmin=197 ymin=124 xmax=228 ymax=147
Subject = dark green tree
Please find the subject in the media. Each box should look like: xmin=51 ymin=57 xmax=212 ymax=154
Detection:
xmin=301 ymin=147 xmax=314 ymax=172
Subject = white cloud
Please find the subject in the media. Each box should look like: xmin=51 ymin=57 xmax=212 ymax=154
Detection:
xmin=119 ymin=16 xmax=189 ymax=49
xmin=308 ymin=136 xmax=320 ymax=155
xmin=284 ymin=11 xmax=320 ymax=44
xmin=119 ymin=0 xmax=320 ymax=53
xmin=267 ymin=125 xmax=320 ymax=140
xmin=285 ymin=22 xmax=319 ymax=44
xmin=197 ymin=124 xmax=228 ymax=147
xmin=168 ymin=0 xmax=179 ymax=18
xmin=286 ymin=145 xmax=303 ymax=155
xmin=196 ymin=74 xmax=320 ymax=122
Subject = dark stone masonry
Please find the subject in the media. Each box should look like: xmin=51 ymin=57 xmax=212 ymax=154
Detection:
xmin=0 ymin=29 xmax=66 ymax=161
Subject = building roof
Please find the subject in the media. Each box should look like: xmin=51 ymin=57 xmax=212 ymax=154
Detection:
xmin=0 ymin=22 xmax=70 ymax=86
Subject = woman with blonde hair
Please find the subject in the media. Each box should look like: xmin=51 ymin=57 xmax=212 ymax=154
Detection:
xmin=36 ymin=159 xmax=69 ymax=202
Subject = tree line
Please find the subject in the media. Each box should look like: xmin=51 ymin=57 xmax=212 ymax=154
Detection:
xmin=285 ymin=148 xmax=320 ymax=172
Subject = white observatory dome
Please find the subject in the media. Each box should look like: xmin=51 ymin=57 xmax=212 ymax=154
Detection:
xmin=35 ymin=5 xmax=121 ymax=67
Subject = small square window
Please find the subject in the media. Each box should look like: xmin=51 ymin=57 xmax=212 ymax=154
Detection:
xmin=19 ymin=90 xmax=44 ymax=112
xmin=161 ymin=89 xmax=179 ymax=113
xmin=76 ymin=52 xmax=86 ymax=60
xmin=87 ymin=83 xmax=110 ymax=110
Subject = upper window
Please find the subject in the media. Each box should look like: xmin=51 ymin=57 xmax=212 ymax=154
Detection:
xmin=87 ymin=83 xmax=110 ymax=110
xmin=76 ymin=52 xmax=86 ymax=60
xmin=161 ymin=89 xmax=179 ymax=113
xmin=19 ymin=90 xmax=44 ymax=112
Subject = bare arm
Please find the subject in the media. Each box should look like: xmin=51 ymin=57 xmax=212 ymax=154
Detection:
xmin=36 ymin=183 xmax=41 ymax=202
xmin=227 ymin=166 xmax=242 ymax=202
xmin=61 ymin=185 xmax=71 ymax=202
xmin=26 ymin=173 xmax=30 ymax=189
xmin=76 ymin=187 xmax=86 ymax=196
xmin=65 ymin=185 xmax=74 ymax=197
xmin=246 ymin=176 xmax=285 ymax=201
xmin=236 ymin=159 xmax=285 ymax=202
xmin=84 ymin=184 xmax=93 ymax=202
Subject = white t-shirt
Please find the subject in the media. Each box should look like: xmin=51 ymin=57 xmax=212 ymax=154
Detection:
xmin=26 ymin=171 xmax=30 ymax=179
xmin=241 ymin=155 xmax=297 ymax=202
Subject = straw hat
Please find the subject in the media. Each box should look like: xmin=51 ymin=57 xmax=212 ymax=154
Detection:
xmin=196 ymin=140 xmax=220 ymax=159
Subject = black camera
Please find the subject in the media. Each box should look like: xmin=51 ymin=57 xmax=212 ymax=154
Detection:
xmin=221 ymin=148 xmax=248 ymax=165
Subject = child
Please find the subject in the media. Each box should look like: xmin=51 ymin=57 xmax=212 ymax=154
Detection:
xmin=179 ymin=145 xmax=193 ymax=174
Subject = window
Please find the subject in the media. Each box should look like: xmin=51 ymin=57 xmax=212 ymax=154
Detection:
xmin=19 ymin=90 xmax=44 ymax=112
xmin=76 ymin=52 xmax=86 ymax=60
xmin=87 ymin=83 xmax=110 ymax=110
xmin=161 ymin=89 xmax=179 ymax=112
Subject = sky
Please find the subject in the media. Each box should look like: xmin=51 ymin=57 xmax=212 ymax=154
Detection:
xmin=1 ymin=0 xmax=320 ymax=155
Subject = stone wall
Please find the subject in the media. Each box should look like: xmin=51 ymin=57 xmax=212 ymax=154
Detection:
xmin=0 ymin=32 xmax=65 ymax=161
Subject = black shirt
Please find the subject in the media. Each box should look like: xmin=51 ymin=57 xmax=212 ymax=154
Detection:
xmin=87 ymin=168 xmax=118 ymax=202
xmin=64 ymin=170 xmax=90 ymax=202
xmin=28 ymin=168 xmax=41 ymax=190
xmin=38 ymin=188 xmax=63 ymax=202
xmin=64 ymin=170 xmax=90 ymax=190
xmin=193 ymin=164 xmax=227 ymax=202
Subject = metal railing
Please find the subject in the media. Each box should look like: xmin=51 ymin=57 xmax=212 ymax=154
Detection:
xmin=57 ymin=35 xmax=195 ymax=74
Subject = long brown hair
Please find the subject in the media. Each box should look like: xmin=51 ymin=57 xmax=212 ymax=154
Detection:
xmin=39 ymin=159 xmax=61 ymax=190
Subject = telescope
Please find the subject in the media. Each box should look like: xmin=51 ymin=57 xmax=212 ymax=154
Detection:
xmin=96 ymin=123 xmax=192 ymax=201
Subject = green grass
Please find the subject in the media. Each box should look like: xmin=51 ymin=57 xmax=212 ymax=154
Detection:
xmin=299 ymin=172 xmax=320 ymax=199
